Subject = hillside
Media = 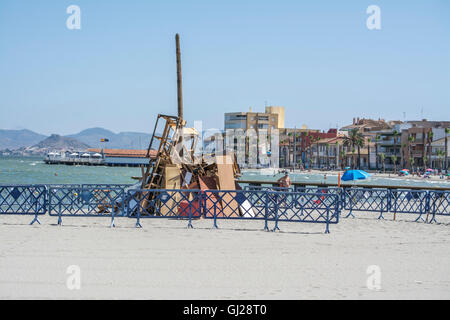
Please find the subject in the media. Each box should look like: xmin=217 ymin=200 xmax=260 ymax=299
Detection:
xmin=0 ymin=127 xmax=157 ymax=153
xmin=67 ymin=127 xmax=155 ymax=149
xmin=0 ymin=129 xmax=47 ymax=150
xmin=31 ymin=134 xmax=90 ymax=151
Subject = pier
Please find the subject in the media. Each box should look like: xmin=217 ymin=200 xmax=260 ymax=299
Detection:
xmin=43 ymin=148 xmax=156 ymax=167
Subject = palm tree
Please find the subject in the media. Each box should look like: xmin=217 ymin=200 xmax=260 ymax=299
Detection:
xmin=367 ymin=138 xmax=372 ymax=170
xmin=343 ymin=128 xmax=364 ymax=169
xmin=351 ymin=147 xmax=356 ymax=169
xmin=340 ymin=149 xmax=346 ymax=170
xmin=307 ymin=135 xmax=313 ymax=170
xmin=408 ymin=135 xmax=415 ymax=172
xmin=315 ymin=136 xmax=321 ymax=169
xmin=380 ymin=153 xmax=386 ymax=173
xmin=393 ymin=130 xmax=400 ymax=163
xmin=335 ymin=141 xmax=340 ymax=169
xmin=375 ymin=134 xmax=380 ymax=171
xmin=301 ymin=131 xmax=307 ymax=164
xmin=356 ymin=137 xmax=365 ymax=169
xmin=401 ymin=143 xmax=407 ymax=168
xmin=326 ymin=143 xmax=330 ymax=169
xmin=423 ymin=155 xmax=428 ymax=171
xmin=427 ymin=130 xmax=434 ymax=168
xmin=409 ymin=158 xmax=415 ymax=174
xmin=436 ymin=149 xmax=445 ymax=173
xmin=391 ymin=155 xmax=398 ymax=173
xmin=445 ymin=128 xmax=449 ymax=174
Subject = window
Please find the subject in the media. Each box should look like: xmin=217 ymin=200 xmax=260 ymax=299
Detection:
xmin=225 ymin=122 xmax=246 ymax=129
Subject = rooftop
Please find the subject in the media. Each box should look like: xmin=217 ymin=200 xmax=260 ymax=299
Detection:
xmin=88 ymin=148 xmax=156 ymax=159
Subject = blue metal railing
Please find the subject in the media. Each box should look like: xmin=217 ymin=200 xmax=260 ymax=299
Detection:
xmin=48 ymin=186 xmax=125 ymax=227
xmin=126 ymin=189 xmax=202 ymax=228
xmin=390 ymin=189 xmax=430 ymax=222
xmin=428 ymin=191 xmax=450 ymax=223
xmin=0 ymin=184 xmax=448 ymax=229
xmin=0 ymin=184 xmax=47 ymax=224
xmin=203 ymin=189 xmax=270 ymax=229
xmin=342 ymin=188 xmax=390 ymax=219
xmin=266 ymin=191 xmax=340 ymax=233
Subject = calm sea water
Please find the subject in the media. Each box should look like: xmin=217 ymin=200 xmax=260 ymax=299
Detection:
xmin=0 ymin=157 xmax=140 ymax=185
xmin=1 ymin=157 xmax=449 ymax=189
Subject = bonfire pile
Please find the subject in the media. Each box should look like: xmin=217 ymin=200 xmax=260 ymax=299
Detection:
xmin=139 ymin=114 xmax=241 ymax=204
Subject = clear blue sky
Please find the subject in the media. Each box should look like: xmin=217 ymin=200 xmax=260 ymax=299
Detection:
xmin=0 ymin=0 xmax=449 ymax=135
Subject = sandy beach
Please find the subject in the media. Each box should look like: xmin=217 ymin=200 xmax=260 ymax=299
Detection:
xmin=253 ymin=168 xmax=450 ymax=182
xmin=0 ymin=212 xmax=449 ymax=299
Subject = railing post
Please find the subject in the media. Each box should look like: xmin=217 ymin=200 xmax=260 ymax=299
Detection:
xmin=110 ymin=191 xmax=117 ymax=228
xmin=264 ymin=191 xmax=269 ymax=232
xmin=377 ymin=190 xmax=386 ymax=220
xmin=134 ymin=191 xmax=142 ymax=228
xmin=53 ymin=189 xmax=63 ymax=226
xmin=30 ymin=187 xmax=42 ymax=225
xmin=187 ymin=192 xmax=193 ymax=229
xmin=213 ymin=192 xmax=218 ymax=229
xmin=272 ymin=192 xmax=280 ymax=232
xmin=324 ymin=201 xmax=330 ymax=234
xmin=344 ymin=189 xmax=355 ymax=218
xmin=428 ymin=191 xmax=437 ymax=224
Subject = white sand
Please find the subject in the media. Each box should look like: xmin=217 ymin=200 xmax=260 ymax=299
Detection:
xmin=0 ymin=212 xmax=449 ymax=299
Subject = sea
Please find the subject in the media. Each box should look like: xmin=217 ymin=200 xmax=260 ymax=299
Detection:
xmin=1 ymin=156 xmax=449 ymax=189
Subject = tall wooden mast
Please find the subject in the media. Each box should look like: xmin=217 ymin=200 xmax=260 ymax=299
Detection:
xmin=176 ymin=33 xmax=183 ymax=124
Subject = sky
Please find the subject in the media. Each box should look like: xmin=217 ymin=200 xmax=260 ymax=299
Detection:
xmin=0 ymin=0 xmax=449 ymax=135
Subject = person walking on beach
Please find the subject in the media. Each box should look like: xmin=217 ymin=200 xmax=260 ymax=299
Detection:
xmin=278 ymin=171 xmax=291 ymax=188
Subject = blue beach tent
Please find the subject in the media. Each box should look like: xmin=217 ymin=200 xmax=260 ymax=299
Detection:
xmin=341 ymin=170 xmax=371 ymax=181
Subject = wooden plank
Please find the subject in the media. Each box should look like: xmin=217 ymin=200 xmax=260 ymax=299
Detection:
xmin=160 ymin=165 xmax=181 ymax=216
xmin=199 ymin=176 xmax=222 ymax=217
xmin=216 ymin=155 xmax=240 ymax=217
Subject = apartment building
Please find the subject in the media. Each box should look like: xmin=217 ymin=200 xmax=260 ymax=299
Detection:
xmin=224 ymin=106 xmax=283 ymax=132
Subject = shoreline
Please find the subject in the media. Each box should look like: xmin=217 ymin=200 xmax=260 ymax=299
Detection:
xmin=242 ymin=168 xmax=450 ymax=183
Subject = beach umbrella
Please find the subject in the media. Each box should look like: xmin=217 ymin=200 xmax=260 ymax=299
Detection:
xmin=341 ymin=170 xmax=371 ymax=181
xmin=92 ymin=153 xmax=102 ymax=157
xmin=426 ymin=168 xmax=433 ymax=171
xmin=401 ymin=169 xmax=409 ymax=172
xmin=70 ymin=153 xmax=78 ymax=156
xmin=81 ymin=153 xmax=90 ymax=157
xmin=344 ymin=167 xmax=351 ymax=170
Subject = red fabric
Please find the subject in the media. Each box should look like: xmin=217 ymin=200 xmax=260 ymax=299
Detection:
xmin=199 ymin=176 xmax=224 ymax=217
xmin=178 ymin=200 xmax=201 ymax=217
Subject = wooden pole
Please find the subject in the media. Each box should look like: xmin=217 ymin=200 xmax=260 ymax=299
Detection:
xmin=338 ymin=172 xmax=341 ymax=188
xmin=175 ymin=33 xmax=183 ymax=123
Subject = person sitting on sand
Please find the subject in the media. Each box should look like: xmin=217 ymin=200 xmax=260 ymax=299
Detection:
xmin=277 ymin=171 xmax=291 ymax=188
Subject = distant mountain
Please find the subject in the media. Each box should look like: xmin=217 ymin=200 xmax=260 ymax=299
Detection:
xmin=31 ymin=134 xmax=90 ymax=151
xmin=0 ymin=127 xmax=157 ymax=152
xmin=67 ymin=127 xmax=155 ymax=149
xmin=0 ymin=129 xmax=47 ymax=150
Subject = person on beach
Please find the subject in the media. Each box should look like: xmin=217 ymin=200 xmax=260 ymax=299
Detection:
xmin=278 ymin=171 xmax=291 ymax=188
